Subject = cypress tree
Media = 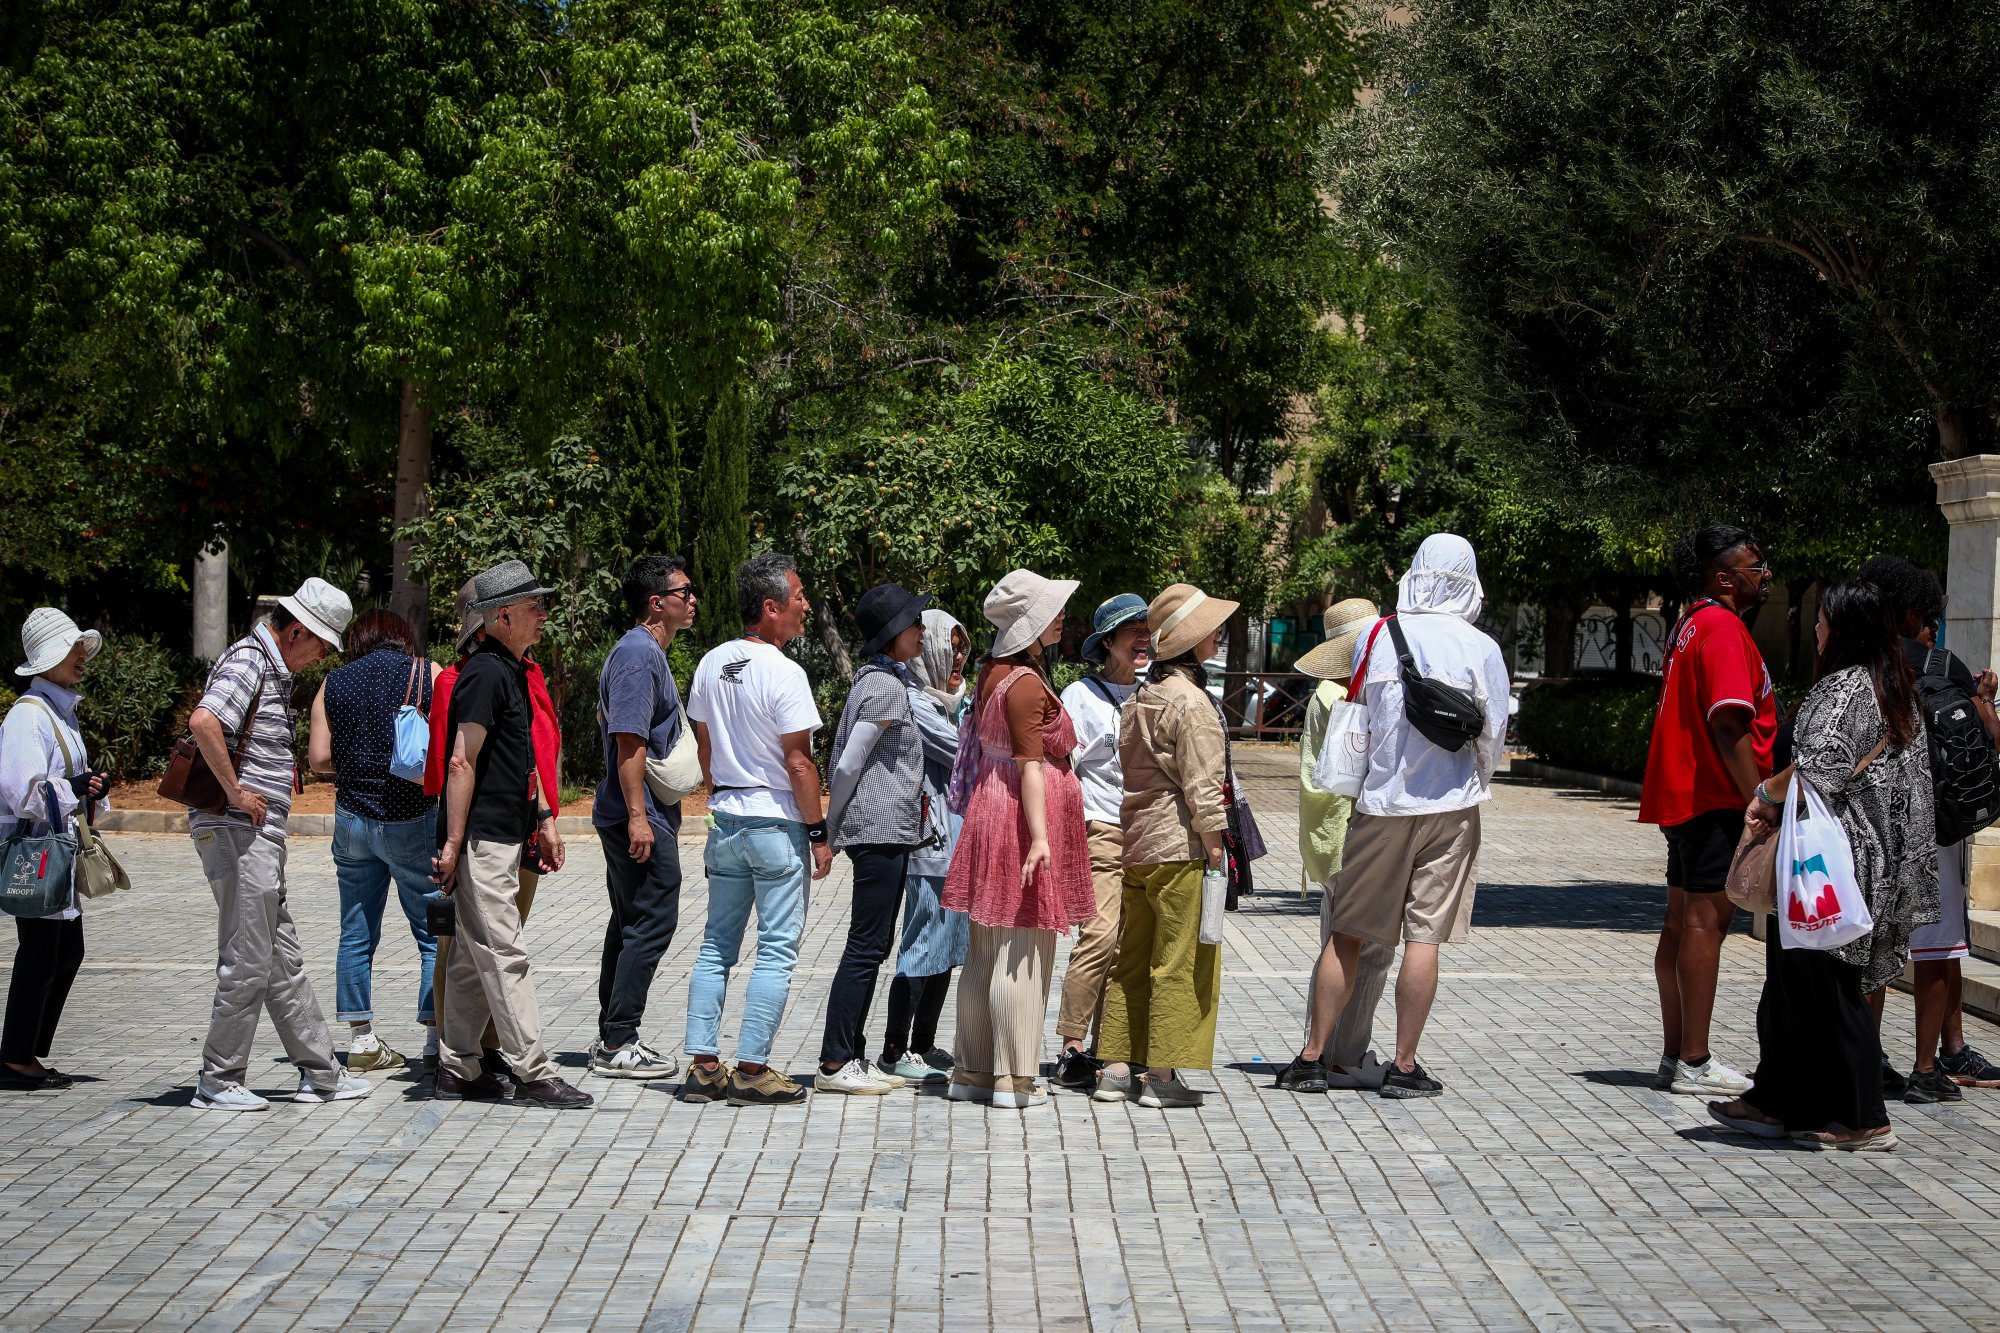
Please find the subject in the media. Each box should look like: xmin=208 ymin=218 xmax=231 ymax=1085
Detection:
xmin=691 ymin=385 xmax=750 ymax=647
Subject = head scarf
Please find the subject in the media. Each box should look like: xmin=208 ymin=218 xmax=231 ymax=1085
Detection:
xmin=907 ymin=608 xmax=967 ymax=707
xmin=1397 ymin=532 xmax=1484 ymax=623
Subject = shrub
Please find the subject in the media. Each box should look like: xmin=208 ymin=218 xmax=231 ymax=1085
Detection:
xmin=78 ymin=634 xmax=188 ymax=779
xmin=1515 ymin=677 xmax=1658 ymax=780
xmin=555 ymin=636 xmax=616 ymax=796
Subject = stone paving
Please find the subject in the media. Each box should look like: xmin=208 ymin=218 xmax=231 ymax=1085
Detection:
xmin=3 ymin=752 xmax=1999 ymax=1330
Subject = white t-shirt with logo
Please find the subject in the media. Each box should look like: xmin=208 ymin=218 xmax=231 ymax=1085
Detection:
xmin=1060 ymin=675 xmax=1136 ymax=825
xmin=686 ymin=638 xmax=824 ymax=822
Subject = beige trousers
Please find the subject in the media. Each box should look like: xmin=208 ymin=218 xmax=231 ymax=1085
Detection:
xmin=438 ymin=841 xmax=557 ymax=1083
xmin=435 ymin=868 xmax=537 ymax=1052
xmin=192 ymin=825 xmax=339 ymax=1091
xmin=1055 ymin=821 xmax=1126 ymax=1043
xmin=954 ymin=923 xmax=1056 ymax=1080
xmin=1315 ymin=885 xmax=1395 ymax=1066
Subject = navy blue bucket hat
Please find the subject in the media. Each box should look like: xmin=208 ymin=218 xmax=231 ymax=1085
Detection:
xmin=1080 ymin=592 xmax=1149 ymax=664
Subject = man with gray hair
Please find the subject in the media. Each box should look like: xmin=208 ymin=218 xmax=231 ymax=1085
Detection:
xmin=431 ymin=560 xmax=592 ymax=1110
xmin=186 ymin=578 xmax=373 ymax=1111
xmin=679 ymin=552 xmax=830 ymax=1106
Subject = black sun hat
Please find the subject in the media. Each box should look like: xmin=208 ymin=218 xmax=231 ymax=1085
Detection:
xmin=855 ymin=583 xmax=932 ymax=658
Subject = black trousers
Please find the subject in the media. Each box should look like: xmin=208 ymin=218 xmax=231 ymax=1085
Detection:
xmin=882 ymin=970 xmax=953 ymax=1060
xmin=2 ymin=916 xmax=84 ymax=1066
xmin=596 ymin=822 xmax=682 ymax=1047
xmin=820 ymin=844 xmax=912 ymax=1066
xmin=1744 ymin=924 xmax=1889 ymax=1132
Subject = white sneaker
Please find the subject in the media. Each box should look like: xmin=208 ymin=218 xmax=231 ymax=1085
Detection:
xmin=817 ymin=1058 xmax=894 ymax=1095
xmin=193 ymin=1079 xmax=269 ymax=1112
xmin=1670 ymin=1057 xmax=1752 ymax=1096
xmin=591 ymin=1040 xmax=680 ymax=1080
xmin=864 ymin=1059 xmax=908 ymax=1089
xmin=886 ymin=1051 xmax=943 ymax=1082
xmin=293 ymin=1071 xmax=373 ymax=1103
xmin=1323 ymin=1052 xmax=1391 ymax=1090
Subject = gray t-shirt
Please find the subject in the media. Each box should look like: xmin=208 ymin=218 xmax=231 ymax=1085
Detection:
xmin=592 ymin=626 xmax=685 ymax=830
xmin=828 ymin=662 xmax=925 ymax=850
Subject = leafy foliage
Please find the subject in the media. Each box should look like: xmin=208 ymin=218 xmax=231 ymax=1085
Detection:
xmin=1515 ymin=678 xmax=1659 ymax=780
xmin=77 ymin=634 xmax=185 ymax=779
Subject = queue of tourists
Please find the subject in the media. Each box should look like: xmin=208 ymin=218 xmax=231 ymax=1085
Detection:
xmin=3 ymin=526 xmax=1996 ymax=1144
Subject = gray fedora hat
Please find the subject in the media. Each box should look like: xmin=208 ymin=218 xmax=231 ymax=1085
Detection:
xmin=467 ymin=559 xmax=554 ymax=615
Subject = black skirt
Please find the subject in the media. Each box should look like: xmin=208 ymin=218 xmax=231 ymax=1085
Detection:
xmin=1743 ymin=923 xmax=1890 ymax=1132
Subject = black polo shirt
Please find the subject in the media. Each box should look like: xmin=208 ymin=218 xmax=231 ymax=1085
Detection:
xmin=440 ymin=637 xmax=537 ymax=845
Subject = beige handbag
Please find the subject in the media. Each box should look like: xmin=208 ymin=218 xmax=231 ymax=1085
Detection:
xmin=643 ymin=712 xmax=703 ymax=806
xmin=22 ymin=697 xmax=129 ymax=900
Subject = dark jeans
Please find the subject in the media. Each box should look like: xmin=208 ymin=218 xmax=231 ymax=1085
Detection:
xmin=2 ymin=916 xmax=84 ymax=1066
xmin=596 ymin=822 xmax=683 ymax=1047
xmin=882 ymin=970 xmax=953 ymax=1060
xmin=820 ymin=844 xmax=912 ymax=1066
xmin=1744 ymin=924 xmax=1889 ymax=1132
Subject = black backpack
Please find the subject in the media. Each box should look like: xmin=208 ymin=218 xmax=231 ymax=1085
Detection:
xmin=1385 ymin=616 xmax=1486 ymax=753
xmin=1916 ymin=647 xmax=2000 ymax=846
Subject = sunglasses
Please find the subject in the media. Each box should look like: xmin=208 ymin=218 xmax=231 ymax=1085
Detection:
xmin=660 ymin=585 xmax=699 ymax=602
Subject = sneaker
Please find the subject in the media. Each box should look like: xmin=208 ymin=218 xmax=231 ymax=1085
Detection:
xmin=1272 ymin=1055 xmax=1328 ymax=1093
xmin=1880 ymin=1058 xmax=1907 ymax=1097
xmin=1652 ymin=1056 xmax=1677 ymax=1091
xmin=1669 ymin=1057 xmax=1752 ymax=1097
xmin=1052 ymin=1048 xmax=1103 ymax=1089
xmin=193 ymin=1079 xmax=269 ymax=1112
xmin=816 ymin=1059 xmax=894 ymax=1095
xmin=726 ymin=1066 xmax=809 ymax=1107
xmin=1904 ymin=1067 xmax=1965 ymax=1105
xmin=885 ymin=1051 xmax=943 ymax=1083
xmin=292 ymin=1072 xmax=373 ymax=1103
xmin=1092 ymin=1067 xmax=1138 ymax=1103
xmin=434 ymin=1068 xmax=510 ymax=1102
xmin=920 ymin=1047 xmax=956 ymax=1072
xmin=1137 ymin=1072 xmax=1203 ymax=1109
xmin=1939 ymin=1043 xmax=2000 ymax=1088
xmin=345 ymin=1039 xmax=405 ymax=1075
xmin=679 ymin=1062 xmax=731 ymax=1103
xmin=947 ymin=1072 xmax=995 ymax=1103
xmin=591 ymin=1040 xmax=679 ymax=1080
xmin=865 ymin=1059 xmax=908 ymax=1089
xmin=1380 ymin=1062 xmax=1445 ymax=1099
xmin=990 ymin=1076 xmax=1047 ymax=1109
xmin=1324 ymin=1052 xmax=1392 ymax=1091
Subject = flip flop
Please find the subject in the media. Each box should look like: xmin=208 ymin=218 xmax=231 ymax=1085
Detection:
xmin=1707 ymin=1101 xmax=1786 ymax=1139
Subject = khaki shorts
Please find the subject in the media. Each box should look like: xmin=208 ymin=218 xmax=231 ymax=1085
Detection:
xmin=1322 ymin=807 xmax=1481 ymax=948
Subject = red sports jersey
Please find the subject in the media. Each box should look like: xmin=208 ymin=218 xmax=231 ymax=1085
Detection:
xmin=1638 ymin=602 xmax=1777 ymax=826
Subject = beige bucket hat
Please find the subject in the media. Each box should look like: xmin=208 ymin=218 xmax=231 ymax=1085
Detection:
xmin=1147 ymin=583 xmax=1239 ymax=662
xmin=983 ymin=569 xmax=1079 ymax=658
xmin=1295 ymin=597 xmax=1381 ymax=681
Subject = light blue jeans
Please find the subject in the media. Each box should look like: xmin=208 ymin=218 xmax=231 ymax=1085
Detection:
xmin=685 ymin=813 xmax=810 ymax=1064
xmin=331 ymin=808 xmax=438 ymax=1024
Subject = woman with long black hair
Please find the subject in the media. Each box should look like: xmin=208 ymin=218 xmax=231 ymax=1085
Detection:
xmin=1709 ymin=577 xmax=1936 ymax=1150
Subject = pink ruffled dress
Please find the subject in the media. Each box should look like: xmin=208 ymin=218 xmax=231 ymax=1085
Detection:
xmin=941 ymin=667 xmax=1096 ymax=932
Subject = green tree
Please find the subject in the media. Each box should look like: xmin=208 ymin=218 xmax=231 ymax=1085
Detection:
xmin=691 ymin=387 xmax=752 ymax=649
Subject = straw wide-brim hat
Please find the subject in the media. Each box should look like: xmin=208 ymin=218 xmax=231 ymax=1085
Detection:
xmin=1295 ymin=597 xmax=1381 ymax=681
xmin=1147 ymin=583 xmax=1239 ymax=662
xmin=984 ymin=569 xmax=1080 ymax=659
xmin=15 ymin=608 xmax=102 ymax=677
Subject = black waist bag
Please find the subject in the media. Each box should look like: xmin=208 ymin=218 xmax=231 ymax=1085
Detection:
xmin=1386 ymin=615 xmax=1485 ymax=753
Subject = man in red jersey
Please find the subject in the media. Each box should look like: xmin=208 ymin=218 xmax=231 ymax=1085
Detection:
xmin=1638 ymin=525 xmax=1775 ymax=1097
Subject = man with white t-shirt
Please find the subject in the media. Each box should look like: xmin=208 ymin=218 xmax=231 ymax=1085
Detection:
xmin=680 ymin=552 xmax=831 ymax=1107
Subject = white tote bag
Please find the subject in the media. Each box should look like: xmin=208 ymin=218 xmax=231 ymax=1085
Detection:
xmin=1775 ymin=771 xmax=1875 ymax=952
xmin=1309 ymin=621 xmax=1386 ymax=799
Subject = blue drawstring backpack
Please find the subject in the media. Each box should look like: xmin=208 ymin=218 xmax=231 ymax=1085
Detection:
xmin=389 ymin=655 xmax=431 ymax=783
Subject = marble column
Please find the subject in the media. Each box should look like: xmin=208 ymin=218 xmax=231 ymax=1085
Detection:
xmin=193 ymin=538 xmax=228 ymax=663
xmin=1931 ymin=456 xmax=2000 ymax=908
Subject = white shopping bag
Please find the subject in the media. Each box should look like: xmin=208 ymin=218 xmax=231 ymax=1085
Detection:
xmin=1198 ymin=869 xmax=1227 ymax=945
xmin=1309 ymin=621 xmax=1386 ymax=799
xmin=1775 ymin=772 xmax=1874 ymax=951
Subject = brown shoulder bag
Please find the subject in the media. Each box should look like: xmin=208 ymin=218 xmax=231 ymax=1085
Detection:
xmin=156 ymin=646 xmax=267 ymax=815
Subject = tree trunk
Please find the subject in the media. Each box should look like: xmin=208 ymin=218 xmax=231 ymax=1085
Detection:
xmin=812 ymin=592 xmax=854 ymax=681
xmin=1783 ymin=576 xmax=1812 ymax=684
xmin=1938 ymin=403 xmax=1974 ymax=461
xmin=1543 ymin=602 xmax=1578 ymax=678
xmin=1223 ymin=616 xmax=1251 ymax=728
xmin=391 ymin=379 xmax=433 ymax=647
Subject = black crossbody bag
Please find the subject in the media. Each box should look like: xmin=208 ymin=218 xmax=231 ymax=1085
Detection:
xmin=1385 ymin=615 xmax=1485 ymax=753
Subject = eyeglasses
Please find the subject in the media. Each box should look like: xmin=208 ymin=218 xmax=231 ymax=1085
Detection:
xmin=660 ymin=585 xmax=699 ymax=602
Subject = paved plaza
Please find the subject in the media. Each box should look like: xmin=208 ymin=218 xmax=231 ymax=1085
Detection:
xmin=3 ymin=752 xmax=1999 ymax=1330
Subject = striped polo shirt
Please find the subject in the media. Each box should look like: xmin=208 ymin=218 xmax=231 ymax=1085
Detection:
xmin=187 ymin=623 xmax=297 ymax=842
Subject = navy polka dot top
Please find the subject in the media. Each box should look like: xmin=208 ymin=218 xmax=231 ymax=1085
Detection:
xmin=323 ymin=648 xmax=437 ymax=823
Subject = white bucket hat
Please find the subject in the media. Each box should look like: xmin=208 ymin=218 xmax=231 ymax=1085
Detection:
xmin=276 ymin=577 xmax=355 ymax=650
xmin=983 ymin=569 xmax=1079 ymax=659
xmin=16 ymin=608 xmax=102 ymax=677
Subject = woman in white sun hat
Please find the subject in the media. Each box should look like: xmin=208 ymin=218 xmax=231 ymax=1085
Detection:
xmin=941 ymin=569 xmax=1096 ymax=1109
xmin=0 ymin=609 xmax=108 ymax=1091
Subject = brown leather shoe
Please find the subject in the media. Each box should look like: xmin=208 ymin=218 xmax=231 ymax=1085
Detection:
xmin=434 ymin=1068 xmax=510 ymax=1101
xmin=515 ymin=1077 xmax=594 ymax=1109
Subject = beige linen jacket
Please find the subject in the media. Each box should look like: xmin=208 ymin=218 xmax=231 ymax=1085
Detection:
xmin=1117 ymin=671 xmax=1228 ymax=866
